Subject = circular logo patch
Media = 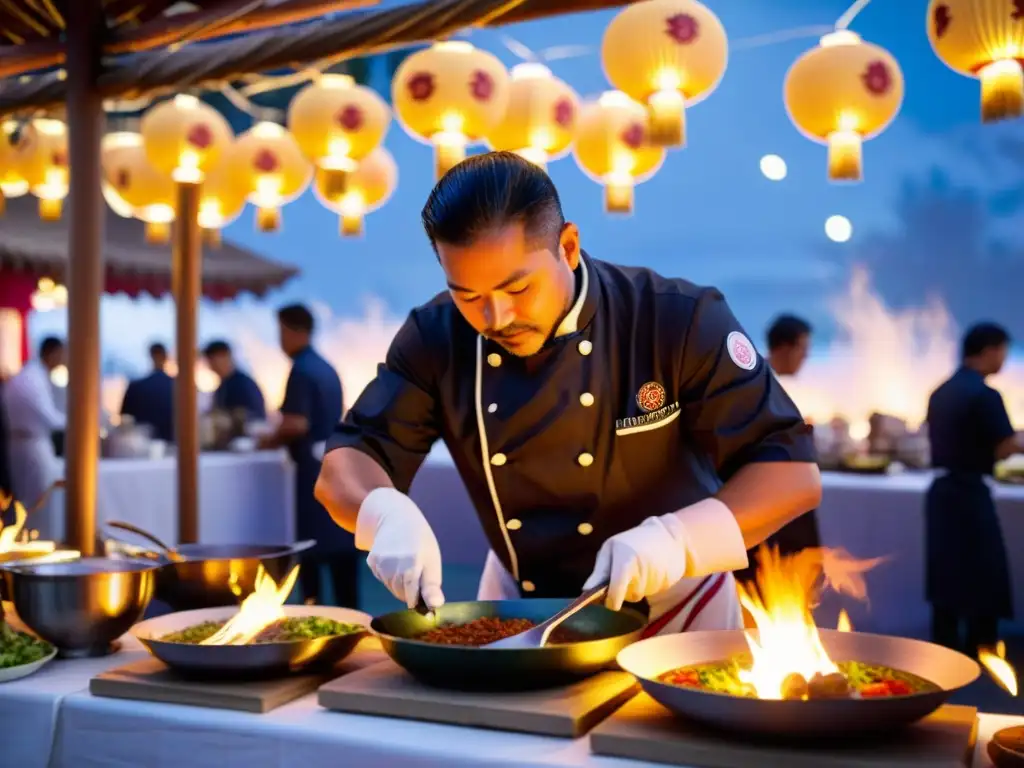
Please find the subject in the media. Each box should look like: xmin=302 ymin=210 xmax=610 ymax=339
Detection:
xmin=727 ymin=331 xmax=757 ymax=371
xmin=636 ymin=381 xmax=666 ymax=412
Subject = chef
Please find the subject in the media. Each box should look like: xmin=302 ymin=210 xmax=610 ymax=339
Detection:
xmin=926 ymin=322 xmax=1022 ymax=655
xmin=316 ymin=152 xmax=821 ymax=634
xmin=1 ymin=336 xmax=66 ymax=541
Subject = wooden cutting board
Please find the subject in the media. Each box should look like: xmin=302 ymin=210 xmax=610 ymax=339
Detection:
xmin=89 ymin=637 xmax=387 ymax=714
xmin=318 ymin=660 xmax=639 ymax=737
xmin=590 ymin=694 xmax=978 ymax=768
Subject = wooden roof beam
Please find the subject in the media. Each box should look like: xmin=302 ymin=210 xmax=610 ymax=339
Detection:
xmin=0 ymin=0 xmax=377 ymax=81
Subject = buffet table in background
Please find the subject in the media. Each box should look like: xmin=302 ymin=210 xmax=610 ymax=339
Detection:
xmin=411 ymin=448 xmax=1024 ymax=639
xmin=56 ymin=450 xmax=295 ymax=547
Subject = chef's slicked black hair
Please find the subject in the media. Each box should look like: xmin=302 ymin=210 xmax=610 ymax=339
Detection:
xmin=421 ymin=151 xmax=565 ymax=251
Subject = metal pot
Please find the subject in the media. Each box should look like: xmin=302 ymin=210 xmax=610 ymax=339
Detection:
xmin=1 ymin=557 xmax=157 ymax=658
xmin=152 ymin=541 xmax=316 ymax=611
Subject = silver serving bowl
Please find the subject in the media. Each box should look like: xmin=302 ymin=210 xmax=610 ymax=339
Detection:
xmin=1 ymin=557 xmax=157 ymax=658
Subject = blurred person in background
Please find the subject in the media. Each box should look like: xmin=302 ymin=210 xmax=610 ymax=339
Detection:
xmin=766 ymin=314 xmax=812 ymax=377
xmin=734 ymin=314 xmax=820 ymax=599
xmin=926 ymin=322 xmax=1023 ymax=656
xmin=259 ymin=304 xmax=354 ymax=607
xmin=203 ymin=340 xmax=266 ymax=421
xmin=1 ymin=336 xmax=66 ymax=540
xmin=120 ymin=342 xmax=174 ymax=442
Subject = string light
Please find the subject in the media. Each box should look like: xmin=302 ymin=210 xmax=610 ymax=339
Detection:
xmin=825 ymin=215 xmax=853 ymax=242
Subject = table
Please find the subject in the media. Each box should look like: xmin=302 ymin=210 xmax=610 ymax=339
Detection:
xmin=60 ymin=450 xmax=296 ymax=548
xmin=0 ymin=636 xmax=1017 ymax=768
xmin=412 ymin=449 xmax=1024 ymax=638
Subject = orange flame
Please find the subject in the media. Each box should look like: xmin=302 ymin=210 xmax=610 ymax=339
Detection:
xmin=736 ymin=546 xmax=882 ymax=699
xmin=199 ymin=564 xmax=299 ymax=645
xmin=979 ymin=641 xmax=1018 ymax=696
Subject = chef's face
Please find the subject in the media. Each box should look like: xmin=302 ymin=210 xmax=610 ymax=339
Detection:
xmin=438 ymin=222 xmax=580 ymax=357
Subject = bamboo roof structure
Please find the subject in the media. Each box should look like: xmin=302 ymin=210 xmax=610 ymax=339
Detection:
xmin=0 ymin=0 xmax=633 ymax=115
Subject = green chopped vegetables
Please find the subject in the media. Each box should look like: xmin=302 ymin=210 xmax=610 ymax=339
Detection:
xmin=160 ymin=615 xmax=364 ymax=645
xmin=0 ymin=623 xmax=53 ymax=669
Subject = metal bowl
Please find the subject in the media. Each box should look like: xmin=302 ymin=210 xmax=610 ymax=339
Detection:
xmin=371 ymin=598 xmax=647 ymax=691
xmin=133 ymin=604 xmax=371 ymax=679
xmin=152 ymin=541 xmax=315 ymax=611
xmin=1 ymin=557 xmax=157 ymax=658
xmin=616 ymin=629 xmax=980 ymax=738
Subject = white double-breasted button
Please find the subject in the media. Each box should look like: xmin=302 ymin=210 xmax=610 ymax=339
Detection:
xmin=491 ymin=453 xmax=507 ymax=466
xmin=487 ymin=353 xmax=502 ymax=367
xmin=577 ymin=522 xmax=594 ymax=535
xmin=579 ymin=392 xmax=595 ymax=407
xmin=521 ymin=580 xmax=536 ymax=592
xmin=578 ymin=340 xmax=592 ymax=356
xmin=577 ymin=452 xmax=594 ymax=467
xmin=506 ymin=519 xmax=522 ymax=531
xmin=487 ymin=403 xmax=498 ymax=414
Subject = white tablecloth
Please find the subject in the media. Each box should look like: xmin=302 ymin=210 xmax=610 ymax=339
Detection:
xmin=0 ymin=637 xmax=1015 ymax=768
xmin=62 ymin=451 xmax=295 ymax=547
xmin=413 ymin=450 xmax=1024 ymax=637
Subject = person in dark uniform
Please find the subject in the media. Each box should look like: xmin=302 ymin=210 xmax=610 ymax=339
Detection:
xmin=735 ymin=315 xmax=821 ymax=589
xmin=926 ymin=322 xmax=1022 ymax=655
xmin=120 ymin=343 xmax=174 ymax=442
xmin=315 ymin=152 xmax=821 ymax=633
xmin=259 ymin=305 xmax=355 ymax=607
xmin=202 ymin=340 xmax=267 ymax=420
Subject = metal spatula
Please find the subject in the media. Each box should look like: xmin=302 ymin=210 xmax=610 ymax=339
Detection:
xmin=482 ymin=583 xmax=609 ymax=649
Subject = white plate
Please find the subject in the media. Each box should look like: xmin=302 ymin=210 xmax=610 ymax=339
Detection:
xmin=0 ymin=645 xmax=57 ymax=683
xmin=131 ymin=604 xmax=372 ymax=642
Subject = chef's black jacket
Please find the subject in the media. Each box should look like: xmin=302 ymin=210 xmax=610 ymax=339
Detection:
xmin=327 ymin=253 xmax=816 ymax=598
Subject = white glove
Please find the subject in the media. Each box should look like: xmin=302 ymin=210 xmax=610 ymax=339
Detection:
xmin=583 ymin=498 xmax=748 ymax=611
xmin=356 ymin=487 xmax=445 ymax=610
xmin=583 ymin=516 xmax=688 ymax=611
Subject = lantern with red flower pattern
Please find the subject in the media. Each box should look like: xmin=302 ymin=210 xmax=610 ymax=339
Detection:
xmin=101 ymin=131 xmax=177 ymax=243
xmin=486 ymin=63 xmax=579 ymax=170
xmin=18 ymin=118 xmax=69 ymax=221
xmin=313 ymin=146 xmax=397 ymax=237
xmin=288 ymin=74 xmax=390 ymax=196
xmin=0 ymin=120 xmax=32 ymax=214
xmin=784 ymin=31 xmax=903 ymax=182
xmin=573 ymin=91 xmax=666 ymax=214
xmin=392 ymin=41 xmax=510 ymax=179
xmin=229 ymin=122 xmax=312 ymax=232
xmin=927 ymin=0 xmax=1024 ymax=123
xmin=140 ymin=94 xmax=233 ymax=183
xmin=197 ymin=145 xmax=250 ymax=247
xmin=601 ymin=0 xmax=728 ymax=147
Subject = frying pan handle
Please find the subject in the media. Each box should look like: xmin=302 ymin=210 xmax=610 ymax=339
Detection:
xmin=285 ymin=539 xmax=317 ymax=556
xmin=105 ymin=520 xmax=178 ymax=560
xmin=535 ymin=582 xmax=610 ymax=642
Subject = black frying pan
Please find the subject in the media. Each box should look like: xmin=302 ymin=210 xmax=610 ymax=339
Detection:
xmin=371 ymin=598 xmax=647 ymax=691
xmin=616 ymin=629 xmax=980 ymax=738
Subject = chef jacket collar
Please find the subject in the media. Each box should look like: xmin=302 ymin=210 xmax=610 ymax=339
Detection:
xmin=553 ymin=251 xmax=598 ymax=338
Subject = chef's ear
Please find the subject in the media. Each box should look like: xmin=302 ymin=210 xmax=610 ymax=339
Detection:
xmin=559 ymin=222 xmax=580 ymax=270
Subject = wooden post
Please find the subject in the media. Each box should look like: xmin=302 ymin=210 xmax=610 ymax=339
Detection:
xmin=173 ymin=181 xmax=202 ymax=544
xmin=63 ymin=0 xmax=105 ymax=555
